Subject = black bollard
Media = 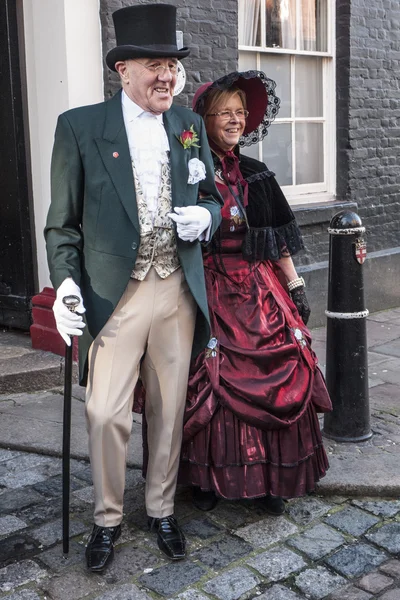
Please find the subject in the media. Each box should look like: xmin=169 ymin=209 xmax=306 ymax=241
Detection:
xmin=323 ymin=211 xmax=371 ymax=442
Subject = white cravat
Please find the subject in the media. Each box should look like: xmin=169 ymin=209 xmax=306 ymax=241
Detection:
xmin=121 ymin=91 xmax=170 ymax=220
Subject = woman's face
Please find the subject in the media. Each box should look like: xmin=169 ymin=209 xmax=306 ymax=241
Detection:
xmin=205 ymin=93 xmax=246 ymax=152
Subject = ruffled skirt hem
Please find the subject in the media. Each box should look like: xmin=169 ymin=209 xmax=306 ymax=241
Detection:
xmin=179 ymin=401 xmax=329 ymax=499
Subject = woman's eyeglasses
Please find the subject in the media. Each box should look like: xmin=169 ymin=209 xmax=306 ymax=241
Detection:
xmin=207 ymin=109 xmax=249 ymax=121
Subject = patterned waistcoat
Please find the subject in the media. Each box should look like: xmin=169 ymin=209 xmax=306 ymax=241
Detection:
xmin=131 ymin=161 xmax=180 ymax=281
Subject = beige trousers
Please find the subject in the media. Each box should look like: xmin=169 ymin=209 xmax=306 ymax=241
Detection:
xmin=85 ymin=267 xmax=196 ymax=526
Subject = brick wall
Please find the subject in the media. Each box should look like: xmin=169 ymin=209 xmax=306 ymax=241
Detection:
xmin=337 ymin=0 xmax=400 ymax=253
xmin=100 ymin=0 xmax=238 ymax=108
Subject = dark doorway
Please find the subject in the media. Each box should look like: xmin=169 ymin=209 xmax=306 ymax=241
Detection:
xmin=0 ymin=0 xmax=36 ymax=330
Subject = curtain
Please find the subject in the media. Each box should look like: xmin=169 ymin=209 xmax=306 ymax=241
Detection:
xmin=316 ymin=0 xmax=328 ymax=51
xmin=299 ymin=0 xmax=328 ymax=51
xmin=263 ymin=0 xmax=327 ymax=51
xmin=299 ymin=0 xmax=316 ymax=50
xmin=239 ymin=0 xmax=261 ymax=46
xmin=279 ymin=0 xmax=296 ymax=49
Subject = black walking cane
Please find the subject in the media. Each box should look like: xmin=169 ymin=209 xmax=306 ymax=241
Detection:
xmin=62 ymin=294 xmax=80 ymax=556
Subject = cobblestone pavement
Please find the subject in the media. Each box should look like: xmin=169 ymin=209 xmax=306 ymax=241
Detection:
xmin=2 ymin=308 xmax=400 ymax=599
xmin=1 ymin=447 xmax=400 ymax=600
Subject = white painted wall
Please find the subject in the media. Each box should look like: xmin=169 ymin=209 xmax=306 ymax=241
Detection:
xmin=23 ymin=0 xmax=104 ymax=290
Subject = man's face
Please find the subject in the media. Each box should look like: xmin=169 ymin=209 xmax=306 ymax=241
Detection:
xmin=115 ymin=58 xmax=178 ymax=114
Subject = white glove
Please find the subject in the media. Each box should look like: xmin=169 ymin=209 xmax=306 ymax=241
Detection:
xmin=53 ymin=278 xmax=86 ymax=346
xmin=168 ymin=206 xmax=211 ymax=242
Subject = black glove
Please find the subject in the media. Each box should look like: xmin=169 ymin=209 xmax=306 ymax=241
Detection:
xmin=290 ymin=286 xmax=311 ymax=325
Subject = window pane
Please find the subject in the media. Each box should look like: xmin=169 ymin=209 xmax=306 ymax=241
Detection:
xmin=239 ymin=51 xmax=258 ymax=71
xmin=262 ymin=123 xmax=292 ymax=185
xmin=260 ymin=54 xmax=291 ymax=118
xmin=300 ymin=0 xmax=328 ymax=51
xmin=266 ymin=0 xmax=296 ymax=50
xmin=296 ymin=123 xmax=323 ymax=184
xmin=295 ymin=56 xmax=323 ymax=117
xmin=239 ymin=0 xmax=261 ymax=46
xmin=241 ymin=141 xmax=260 ymax=161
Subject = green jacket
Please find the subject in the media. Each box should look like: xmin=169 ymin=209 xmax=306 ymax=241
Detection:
xmin=45 ymin=91 xmax=222 ymax=385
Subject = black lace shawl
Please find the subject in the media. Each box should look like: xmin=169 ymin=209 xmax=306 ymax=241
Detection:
xmin=212 ymin=152 xmax=304 ymax=261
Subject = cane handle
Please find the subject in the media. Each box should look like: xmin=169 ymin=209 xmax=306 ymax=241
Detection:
xmin=62 ymin=295 xmax=80 ymax=313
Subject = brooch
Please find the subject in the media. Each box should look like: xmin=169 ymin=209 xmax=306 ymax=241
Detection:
xmin=205 ymin=337 xmax=218 ymax=358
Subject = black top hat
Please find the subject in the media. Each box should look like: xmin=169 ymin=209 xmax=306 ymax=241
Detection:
xmin=106 ymin=3 xmax=190 ymax=71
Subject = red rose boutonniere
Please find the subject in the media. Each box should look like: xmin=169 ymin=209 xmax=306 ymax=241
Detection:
xmin=177 ymin=124 xmax=200 ymax=149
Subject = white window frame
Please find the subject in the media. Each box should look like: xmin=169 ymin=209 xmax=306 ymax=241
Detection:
xmin=238 ymin=0 xmax=336 ymax=205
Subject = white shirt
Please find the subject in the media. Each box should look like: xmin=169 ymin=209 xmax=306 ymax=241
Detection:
xmin=121 ymin=90 xmax=170 ymax=220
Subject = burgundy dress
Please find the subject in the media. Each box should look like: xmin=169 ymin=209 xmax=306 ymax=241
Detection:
xmin=179 ymin=181 xmax=332 ymax=499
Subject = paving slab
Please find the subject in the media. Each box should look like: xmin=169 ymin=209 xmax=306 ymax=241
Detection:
xmin=325 ymin=542 xmax=387 ymax=578
xmin=369 ymin=382 xmax=400 ymax=417
xmin=286 ymin=496 xmax=333 ymax=525
xmin=201 ymin=566 xmax=260 ymax=600
xmin=0 ymin=534 xmax=41 ymax=568
xmin=351 ymin=499 xmax=400 ymax=518
xmin=16 ymin=498 xmax=64 ymax=527
xmin=366 ymin=522 xmax=400 ymax=554
xmin=295 ymin=565 xmax=346 ymax=600
xmin=370 ymin=338 xmax=400 ymax=358
xmin=357 ymin=571 xmax=393 ymax=594
xmin=236 ymin=516 xmax=298 ymax=548
xmin=287 ymin=523 xmax=345 ymax=560
xmin=0 ymin=331 xmax=73 ymax=394
xmin=323 ymin=506 xmax=380 ymax=537
xmin=181 ymin=517 xmax=223 ymax=539
xmin=38 ymin=568 xmax=104 ymax=600
xmin=102 ymin=544 xmax=163 ymax=584
xmin=191 ymin=534 xmax=253 ymax=569
xmin=0 ymin=560 xmax=47 ymax=594
xmin=175 ymin=590 xmax=209 ymax=600
xmin=257 ymin=584 xmax=304 ymax=600
xmin=33 ymin=474 xmax=87 ymax=499
xmin=0 ymin=392 xmax=142 ymax=468
xmin=0 ymin=516 xmax=27 ymax=537
xmin=0 ymin=591 xmax=43 ymax=600
xmin=37 ymin=541 xmax=84 ymax=572
xmin=379 ymin=559 xmax=400 ymax=578
xmin=0 ymin=488 xmax=46 ymax=516
xmin=368 ymin=357 xmax=400 ymax=386
xmin=207 ymin=500 xmax=251 ymax=529
xmin=139 ymin=562 xmax=206 ymax=597
xmin=30 ymin=518 xmax=87 ymax=547
xmin=92 ymin=584 xmax=153 ymax=600
xmin=363 ymin=321 xmax=400 ymax=346
xmin=379 ymin=589 xmax=400 ymax=599
xmin=246 ymin=545 xmax=306 ymax=580
xmin=317 ymin=447 xmax=400 ymax=496
xmin=327 ymin=585 xmax=373 ymax=599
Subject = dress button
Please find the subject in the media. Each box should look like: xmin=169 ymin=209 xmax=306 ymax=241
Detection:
xmin=131 ymin=242 xmax=138 ymax=250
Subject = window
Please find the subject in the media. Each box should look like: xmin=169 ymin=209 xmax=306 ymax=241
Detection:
xmin=238 ymin=0 xmax=335 ymax=204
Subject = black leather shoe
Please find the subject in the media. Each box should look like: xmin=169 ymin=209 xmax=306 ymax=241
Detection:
xmin=148 ymin=515 xmax=186 ymax=560
xmin=192 ymin=487 xmax=219 ymax=511
xmin=263 ymin=495 xmax=285 ymax=516
xmin=85 ymin=524 xmax=121 ymax=572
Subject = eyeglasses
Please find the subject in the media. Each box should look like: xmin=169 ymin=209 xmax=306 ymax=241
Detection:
xmin=207 ymin=109 xmax=249 ymax=121
xmin=134 ymin=60 xmax=178 ymax=75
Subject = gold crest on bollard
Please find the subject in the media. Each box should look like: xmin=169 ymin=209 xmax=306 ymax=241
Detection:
xmin=354 ymin=238 xmax=367 ymax=264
